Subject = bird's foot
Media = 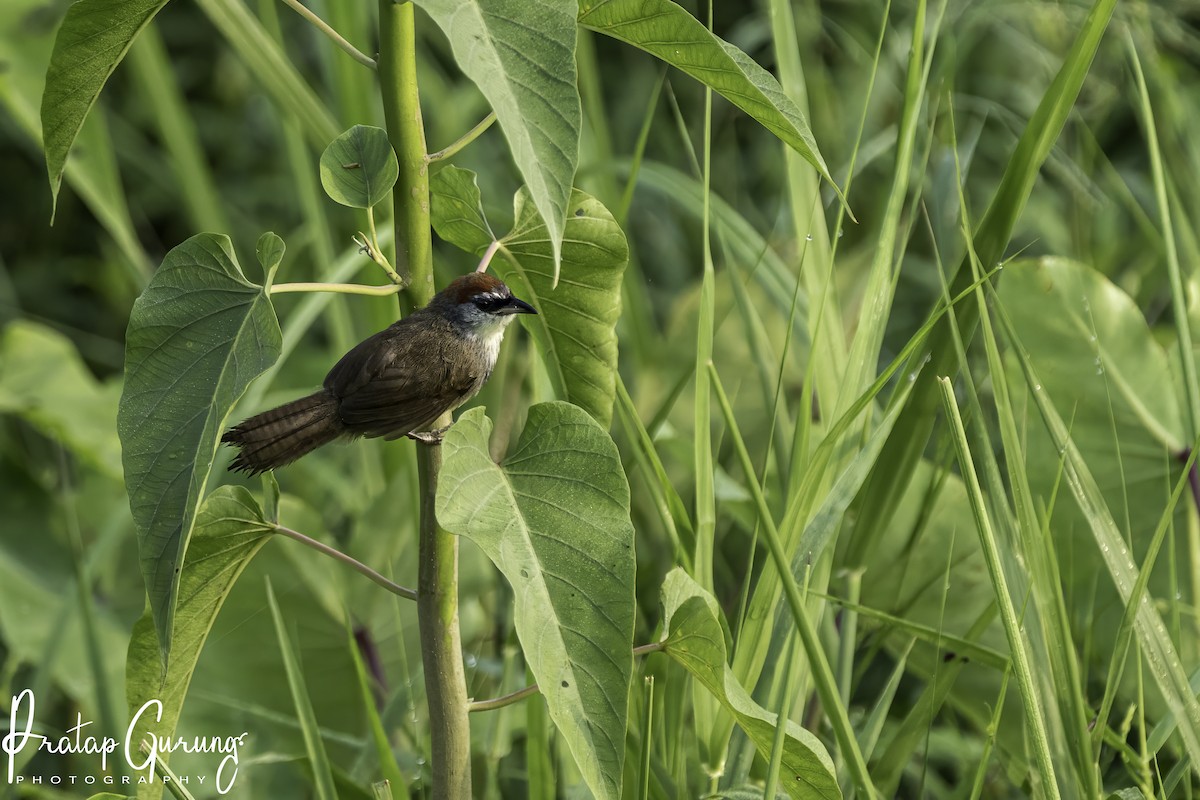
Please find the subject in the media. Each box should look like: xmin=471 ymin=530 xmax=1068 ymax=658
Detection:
xmin=406 ymin=425 xmax=449 ymax=446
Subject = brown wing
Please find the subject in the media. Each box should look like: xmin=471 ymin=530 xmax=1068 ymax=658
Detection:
xmin=323 ymin=317 xmax=479 ymax=439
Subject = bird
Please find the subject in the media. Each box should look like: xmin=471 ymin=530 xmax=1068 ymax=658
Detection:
xmin=222 ymin=272 xmax=536 ymax=475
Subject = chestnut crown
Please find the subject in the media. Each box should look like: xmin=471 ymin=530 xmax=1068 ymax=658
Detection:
xmin=428 ymin=273 xmax=536 ymax=334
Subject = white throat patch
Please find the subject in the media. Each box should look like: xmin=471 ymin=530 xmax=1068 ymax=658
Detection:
xmin=469 ymin=314 xmax=515 ymax=367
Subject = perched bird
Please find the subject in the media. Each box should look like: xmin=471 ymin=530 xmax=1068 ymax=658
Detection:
xmin=223 ymin=272 xmax=536 ymax=474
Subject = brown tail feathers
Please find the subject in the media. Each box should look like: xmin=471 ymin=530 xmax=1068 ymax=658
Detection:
xmin=223 ymin=390 xmax=343 ymax=475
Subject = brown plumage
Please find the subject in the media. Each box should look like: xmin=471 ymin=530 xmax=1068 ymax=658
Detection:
xmin=223 ymin=273 xmax=536 ymax=474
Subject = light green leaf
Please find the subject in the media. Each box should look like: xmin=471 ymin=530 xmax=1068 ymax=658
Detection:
xmin=659 ymin=569 xmax=840 ymax=800
xmin=579 ymin=0 xmax=841 ymax=203
xmin=413 ymin=0 xmax=581 ymax=276
xmin=999 ymin=299 xmax=1200 ymax=775
xmin=437 ymin=403 xmax=635 ymax=800
xmin=999 ymin=257 xmax=1185 ymax=450
xmin=0 ymin=321 xmax=122 ymax=478
xmin=431 ymin=172 xmax=627 ymax=426
xmin=118 ymin=233 xmax=282 ymax=664
xmin=256 ymin=232 xmax=286 ymax=288
xmin=429 ymin=165 xmax=494 ymax=251
xmin=40 ymin=0 xmax=171 ymax=214
xmin=125 ymin=486 xmax=273 ymax=800
xmin=500 ymin=189 xmax=627 ymax=426
xmin=319 ymin=125 xmax=399 ymax=209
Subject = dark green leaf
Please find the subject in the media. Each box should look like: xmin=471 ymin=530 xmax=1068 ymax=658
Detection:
xmin=118 ymin=233 xmax=281 ymax=664
xmin=319 ymin=125 xmax=399 ymax=209
xmin=41 ymin=0 xmax=172 ymax=214
xmin=438 ymin=404 xmax=635 ymax=800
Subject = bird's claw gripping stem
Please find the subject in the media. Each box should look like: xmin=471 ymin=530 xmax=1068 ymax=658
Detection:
xmin=407 ymin=425 xmax=449 ymax=446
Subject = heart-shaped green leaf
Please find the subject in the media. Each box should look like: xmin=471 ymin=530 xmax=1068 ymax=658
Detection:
xmin=118 ymin=233 xmax=282 ymax=664
xmin=660 ymin=568 xmax=840 ymax=800
xmin=413 ymin=0 xmax=581 ymax=276
xmin=437 ymin=403 xmax=635 ymax=800
xmin=319 ymin=125 xmax=399 ymax=209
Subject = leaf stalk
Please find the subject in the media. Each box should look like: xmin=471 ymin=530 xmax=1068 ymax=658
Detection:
xmin=279 ymin=0 xmax=377 ymax=69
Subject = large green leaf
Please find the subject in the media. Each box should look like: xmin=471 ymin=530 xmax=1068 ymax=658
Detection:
xmin=579 ymin=0 xmax=840 ymax=201
xmin=430 ymin=169 xmax=628 ymax=426
xmin=437 ymin=403 xmax=635 ymax=800
xmin=40 ymin=0 xmax=171 ymax=213
xmin=999 ymin=303 xmax=1200 ymax=776
xmin=414 ymin=0 xmax=581 ymax=275
xmin=0 ymin=321 xmax=123 ymax=478
xmin=999 ymin=257 xmax=1186 ymax=589
xmin=999 ymin=256 xmax=1185 ymax=451
xmin=125 ymin=486 xmax=273 ymax=800
xmin=659 ymin=569 xmax=840 ymax=800
xmin=118 ymin=233 xmax=282 ymax=663
xmin=501 ymin=189 xmax=627 ymax=426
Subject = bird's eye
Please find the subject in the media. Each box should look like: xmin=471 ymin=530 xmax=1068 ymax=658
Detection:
xmin=473 ymin=295 xmax=506 ymax=312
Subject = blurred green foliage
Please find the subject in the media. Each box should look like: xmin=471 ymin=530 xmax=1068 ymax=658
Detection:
xmin=4 ymin=0 xmax=1200 ymax=797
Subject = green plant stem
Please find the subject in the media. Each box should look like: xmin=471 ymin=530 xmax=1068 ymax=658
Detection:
xmin=271 ymin=524 xmax=417 ymax=600
xmin=378 ymin=4 xmax=469 ymax=798
xmin=427 ymin=111 xmax=497 ymax=163
xmin=140 ymin=741 xmax=199 ymax=800
xmin=364 ymin=208 xmax=401 ymax=282
xmin=413 ymin=441 xmax=470 ymax=797
xmin=470 ymin=683 xmax=541 ymax=713
xmin=380 ymin=1 xmax=433 ymax=296
xmin=279 ymin=0 xmax=377 ymax=69
xmin=270 ymin=281 xmax=404 ymax=296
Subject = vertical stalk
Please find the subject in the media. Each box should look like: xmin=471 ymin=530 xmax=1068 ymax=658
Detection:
xmin=379 ymin=0 xmax=433 ymax=299
xmin=377 ymin=3 xmax=471 ymax=797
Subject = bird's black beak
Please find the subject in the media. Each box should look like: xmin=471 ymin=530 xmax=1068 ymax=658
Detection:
xmin=499 ymin=296 xmax=538 ymax=315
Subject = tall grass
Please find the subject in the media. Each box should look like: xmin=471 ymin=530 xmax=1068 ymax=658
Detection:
xmin=4 ymin=0 xmax=1200 ymax=797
